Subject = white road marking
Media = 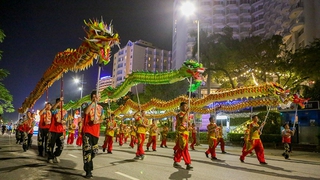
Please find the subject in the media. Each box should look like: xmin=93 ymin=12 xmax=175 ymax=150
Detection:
xmin=68 ymin=154 xmax=78 ymax=158
xmin=115 ymin=172 xmax=140 ymax=180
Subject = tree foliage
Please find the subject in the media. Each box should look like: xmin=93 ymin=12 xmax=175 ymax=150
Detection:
xmin=0 ymin=29 xmax=14 ymax=114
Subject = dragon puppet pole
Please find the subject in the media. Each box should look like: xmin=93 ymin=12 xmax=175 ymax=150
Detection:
xmin=293 ymin=105 xmax=298 ymax=133
xmin=187 ymin=77 xmax=193 ymax=129
xmin=94 ymin=64 xmax=102 ymax=122
xmin=135 ymin=85 xmax=141 ymax=112
xmin=60 ymin=74 xmax=64 ymax=123
xmin=259 ymin=106 xmax=271 ymax=134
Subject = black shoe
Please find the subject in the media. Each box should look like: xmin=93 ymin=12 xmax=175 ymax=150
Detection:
xmin=173 ymin=162 xmax=181 ymax=168
xmin=284 ymin=154 xmax=289 ymax=159
xmin=222 ymin=151 xmax=227 ymax=154
xmin=153 ymin=149 xmax=156 ymax=151
xmin=165 ymin=146 xmax=168 ymax=148
xmin=146 ymin=147 xmax=149 ymax=151
xmin=260 ymin=162 xmax=268 ymax=165
xmin=211 ymin=157 xmax=217 ymax=161
xmin=107 ymin=151 xmax=112 ymax=154
xmin=282 ymin=153 xmax=285 ymax=156
xmin=85 ymin=171 xmax=93 ymax=179
xmin=140 ymin=155 xmax=145 ymax=160
xmin=133 ymin=156 xmax=140 ymax=160
xmin=186 ymin=164 xmax=193 ymax=170
xmin=240 ymin=158 xmax=244 ymax=163
xmin=160 ymin=145 xmax=163 ymax=148
xmin=205 ymin=152 xmax=209 ymax=158
xmin=102 ymin=148 xmax=106 ymax=152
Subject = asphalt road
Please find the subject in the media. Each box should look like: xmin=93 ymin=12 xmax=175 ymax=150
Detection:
xmin=1 ymin=134 xmax=320 ymax=180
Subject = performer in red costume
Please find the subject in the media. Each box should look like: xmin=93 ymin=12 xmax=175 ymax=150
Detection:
xmin=173 ymin=102 xmax=193 ymax=170
xmin=160 ymin=123 xmax=169 ymax=148
xmin=240 ymin=115 xmax=267 ymax=164
xmin=82 ymin=91 xmax=104 ymax=178
xmin=281 ymin=122 xmax=295 ymax=159
xmin=102 ymin=114 xmax=117 ymax=153
xmin=47 ymin=97 xmax=67 ymax=164
xmin=38 ymin=102 xmax=52 ymax=156
xmin=133 ymin=110 xmax=149 ymax=160
xmin=146 ymin=119 xmax=158 ymax=151
xmin=242 ymin=124 xmax=253 ymax=156
xmin=205 ymin=116 xmax=218 ymax=160
xmin=216 ymin=123 xmax=227 ymax=153
xmin=189 ymin=123 xmax=196 ymax=150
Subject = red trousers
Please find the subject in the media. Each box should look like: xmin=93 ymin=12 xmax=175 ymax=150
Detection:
xmin=130 ymin=135 xmax=137 ymax=148
xmin=161 ymin=138 xmax=167 ymax=147
xmin=174 ymin=134 xmax=191 ymax=165
xmin=119 ymin=133 xmax=124 ymax=146
xmin=102 ymin=135 xmax=113 ymax=152
xmin=206 ymin=138 xmax=217 ymax=158
xmin=240 ymin=139 xmax=266 ymax=163
xmin=190 ymin=132 xmax=196 ymax=149
xmin=67 ymin=133 xmax=74 ymax=144
xmin=136 ymin=133 xmax=146 ymax=156
xmin=146 ymin=135 xmax=157 ymax=150
xmin=217 ymin=138 xmax=225 ymax=152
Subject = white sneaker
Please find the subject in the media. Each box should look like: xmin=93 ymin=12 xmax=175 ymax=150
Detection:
xmin=48 ymin=159 xmax=54 ymax=164
xmin=54 ymin=157 xmax=60 ymax=163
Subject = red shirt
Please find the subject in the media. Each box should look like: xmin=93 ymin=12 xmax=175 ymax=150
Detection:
xmin=83 ymin=104 xmax=103 ymax=138
xmin=282 ymin=129 xmax=292 ymax=143
xmin=39 ymin=110 xmax=52 ymax=129
xmin=49 ymin=109 xmax=67 ymax=133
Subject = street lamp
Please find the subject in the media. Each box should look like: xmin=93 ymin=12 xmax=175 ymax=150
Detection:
xmin=74 ymin=74 xmax=84 ymax=116
xmin=181 ymin=1 xmax=201 ymax=145
xmin=180 ymin=1 xmax=200 ymax=63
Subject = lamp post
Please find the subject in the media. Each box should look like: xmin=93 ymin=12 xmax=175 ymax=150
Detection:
xmin=181 ymin=1 xmax=201 ymax=145
xmin=74 ymin=74 xmax=84 ymax=116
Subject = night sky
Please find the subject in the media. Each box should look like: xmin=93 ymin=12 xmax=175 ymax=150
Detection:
xmin=0 ymin=0 xmax=174 ymax=120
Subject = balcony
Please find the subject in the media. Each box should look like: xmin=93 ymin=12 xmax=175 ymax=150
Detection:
xmin=289 ymin=6 xmax=303 ymax=19
xmin=290 ymin=17 xmax=304 ymax=32
xmin=282 ymin=30 xmax=292 ymax=41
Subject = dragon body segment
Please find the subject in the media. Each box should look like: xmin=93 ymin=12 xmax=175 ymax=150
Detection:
xmin=63 ymin=60 xmax=205 ymax=110
xmin=19 ymin=18 xmax=119 ymax=113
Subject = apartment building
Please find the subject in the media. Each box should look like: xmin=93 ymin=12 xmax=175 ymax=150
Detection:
xmin=172 ymin=0 xmax=320 ymax=69
xmin=98 ymin=75 xmax=113 ymax=92
xmin=112 ymin=40 xmax=172 ymax=92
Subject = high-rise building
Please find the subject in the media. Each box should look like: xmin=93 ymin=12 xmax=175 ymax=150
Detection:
xmin=98 ymin=76 xmax=113 ymax=92
xmin=112 ymin=40 xmax=172 ymax=92
xmin=172 ymin=0 xmax=320 ymax=68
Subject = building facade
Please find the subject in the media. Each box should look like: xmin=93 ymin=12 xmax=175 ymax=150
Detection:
xmin=98 ymin=75 xmax=113 ymax=92
xmin=172 ymin=0 xmax=320 ymax=69
xmin=112 ymin=40 xmax=172 ymax=92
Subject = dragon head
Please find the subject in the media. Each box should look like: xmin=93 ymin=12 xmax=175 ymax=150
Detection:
xmin=180 ymin=59 xmax=205 ymax=92
xmin=84 ymin=18 xmax=120 ymax=65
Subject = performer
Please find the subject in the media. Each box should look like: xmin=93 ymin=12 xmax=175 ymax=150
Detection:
xmin=133 ymin=110 xmax=149 ymax=160
xmin=102 ymin=113 xmax=117 ymax=153
xmin=20 ymin=111 xmax=34 ymax=152
xmin=124 ymin=125 xmax=129 ymax=144
xmin=205 ymin=116 xmax=218 ymax=160
xmin=129 ymin=121 xmax=137 ymax=148
xmin=216 ymin=123 xmax=227 ymax=153
xmin=82 ymin=91 xmax=104 ymax=178
xmin=281 ymin=122 xmax=295 ymax=159
xmin=27 ymin=112 xmax=36 ymax=148
xmin=240 ymin=115 xmax=267 ymax=164
xmin=146 ymin=119 xmax=158 ymax=151
xmin=115 ymin=127 xmax=119 ymax=143
xmin=38 ymin=102 xmax=52 ymax=156
xmin=242 ymin=124 xmax=253 ymax=156
xmin=173 ymin=102 xmax=193 ymax=170
xmin=160 ymin=123 xmax=169 ymax=148
xmin=118 ymin=120 xmax=125 ymax=146
xmin=67 ymin=122 xmax=76 ymax=145
xmin=189 ymin=123 xmax=196 ymax=150
xmin=47 ymin=97 xmax=67 ymax=164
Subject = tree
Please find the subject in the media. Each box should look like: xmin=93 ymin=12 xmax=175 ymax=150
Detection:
xmin=0 ymin=28 xmax=14 ymax=114
xmin=135 ymin=80 xmax=189 ymax=104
